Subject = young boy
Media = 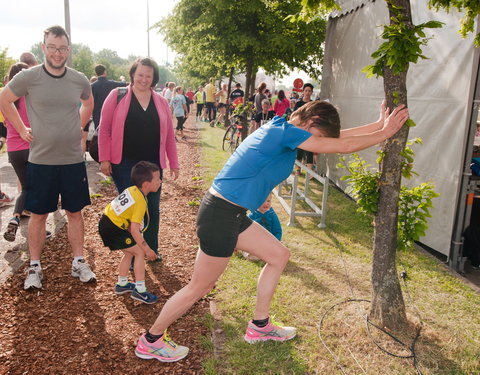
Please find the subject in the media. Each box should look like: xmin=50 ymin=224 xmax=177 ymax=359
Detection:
xmin=98 ymin=161 xmax=161 ymax=304
xmin=243 ymin=193 xmax=282 ymax=261
xmin=248 ymin=194 xmax=282 ymax=240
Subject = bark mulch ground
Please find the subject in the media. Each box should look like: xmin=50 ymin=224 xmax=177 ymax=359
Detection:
xmin=0 ymin=116 xmax=211 ymax=374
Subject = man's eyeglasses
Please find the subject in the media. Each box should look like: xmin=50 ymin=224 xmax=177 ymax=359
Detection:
xmin=46 ymin=45 xmax=70 ymax=54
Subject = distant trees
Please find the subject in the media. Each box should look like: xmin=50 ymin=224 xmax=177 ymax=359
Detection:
xmin=0 ymin=44 xmax=177 ymax=86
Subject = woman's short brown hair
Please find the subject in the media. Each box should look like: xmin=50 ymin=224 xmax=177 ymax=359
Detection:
xmin=129 ymin=58 xmax=159 ymax=88
xmin=293 ymin=101 xmax=341 ymax=138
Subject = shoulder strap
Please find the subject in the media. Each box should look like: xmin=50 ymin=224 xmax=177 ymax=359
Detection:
xmin=117 ymin=87 xmax=127 ymax=104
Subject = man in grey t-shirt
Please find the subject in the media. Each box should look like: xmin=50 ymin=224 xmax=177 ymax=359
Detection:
xmin=0 ymin=25 xmax=96 ymax=290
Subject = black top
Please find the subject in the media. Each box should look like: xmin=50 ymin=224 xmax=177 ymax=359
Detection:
xmin=252 ymin=110 xmax=276 ymax=124
xmin=91 ymin=77 xmax=127 ymax=127
xmin=122 ymin=94 xmax=160 ymax=163
xmin=294 ymin=99 xmax=312 ymax=111
xmin=230 ymin=88 xmax=244 ymax=102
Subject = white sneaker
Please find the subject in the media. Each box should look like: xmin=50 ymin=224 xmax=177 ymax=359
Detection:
xmin=71 ymin=259 xmax=96 ymax=283
xmin=24 ymin=265 xmax=43 ymax=290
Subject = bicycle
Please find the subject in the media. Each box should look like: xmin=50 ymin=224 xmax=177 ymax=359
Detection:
xmin=222 ymin=115 xmax=245 ymax=153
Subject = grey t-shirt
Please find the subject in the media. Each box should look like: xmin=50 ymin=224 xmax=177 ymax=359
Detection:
xmin=8 ymin=65 xmax=91 ymax=165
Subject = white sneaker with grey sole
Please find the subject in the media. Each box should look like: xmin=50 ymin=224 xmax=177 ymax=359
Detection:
xmin=24 ymin=265 xmax=43 ymax=290
xmin=71 ymin=259 xmax=96 ymax=283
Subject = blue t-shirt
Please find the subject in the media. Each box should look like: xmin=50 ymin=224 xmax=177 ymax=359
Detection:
xmin=171 ymin=94 xmax=186 ymax=117
xmin=213 ymin=116 xmax=311 ymax=211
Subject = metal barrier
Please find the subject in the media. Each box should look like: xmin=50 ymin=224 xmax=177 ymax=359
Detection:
xmin=273 ymin=159 xmax=329 ymax=228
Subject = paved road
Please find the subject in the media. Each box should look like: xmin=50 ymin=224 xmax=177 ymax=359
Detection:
xmin=0 ymin=152 xmax=105 ymax=284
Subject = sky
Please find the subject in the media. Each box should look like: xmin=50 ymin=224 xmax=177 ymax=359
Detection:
xmin=0 ymin=0 xmax=310 ymax=87
xmin=0 ymin=0 xmax=177 ymax=65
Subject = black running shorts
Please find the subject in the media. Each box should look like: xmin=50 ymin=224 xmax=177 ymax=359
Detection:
xmin=196 ymin=191 xmax=253 ymax=258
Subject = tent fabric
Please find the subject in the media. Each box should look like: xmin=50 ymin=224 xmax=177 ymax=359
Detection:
xmin=321 ymin=0 xmax=475 ymax=255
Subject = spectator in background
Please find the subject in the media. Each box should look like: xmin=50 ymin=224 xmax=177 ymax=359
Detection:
xmin=185 ymin=87 xmax=195 ymax=109
xmin=254 ymin=82 xmax=267 ymax=114
xmin=294 ymin=83 xmax=315 ymax=175
xmin=251 ymin=99 xmax=275 ymax=133
xmin=2 ymin=62 xmax=31 ymax=242
xmin=19 ymin=52 xmax=38 ymax=67
xmin=273 ymin=90 xmax=290 ymax=117
xmin=194 ymin=86 xmax=206 ymax=121
xmin=214 ymin=83 xmax=228 ymax=126
xmin=164 ymin=82 xmax=176 ymax=104
xmin=229 ymin=83 xmax=244 ymax=103
xmin=171 ymin=86 xmax=188 ymax=141
xmin=205 ymin=78 xmax=216 ymax=122
xmin=91 ymin=64 xmax=127 ymax=130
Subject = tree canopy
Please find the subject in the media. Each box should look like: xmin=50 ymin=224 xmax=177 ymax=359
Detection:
xmin=157 ymin=0 xmax=328 ymax=93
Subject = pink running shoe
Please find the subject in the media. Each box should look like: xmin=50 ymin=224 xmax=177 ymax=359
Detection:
xmin=135 ymin=333 xmax=189 ymax=362
xmin=244 ymin=319 xmax=297 ymax=343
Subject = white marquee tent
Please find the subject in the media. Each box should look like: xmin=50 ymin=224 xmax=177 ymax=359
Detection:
xmin=319 ymin=0 xmax=480 ymax=269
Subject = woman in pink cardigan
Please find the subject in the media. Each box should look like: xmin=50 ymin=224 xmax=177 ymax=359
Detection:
xmin=273 ymin=90 xmax=290 ymax=117
xmin=98 ymin=58 xmax=179 ymax=260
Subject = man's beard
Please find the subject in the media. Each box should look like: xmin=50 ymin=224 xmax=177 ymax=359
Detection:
xmin=45 ymin=56 xmax=67 ymax=70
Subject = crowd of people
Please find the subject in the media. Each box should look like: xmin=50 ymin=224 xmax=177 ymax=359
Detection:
xmin=0 ymin=24 xmax=409 ymax=363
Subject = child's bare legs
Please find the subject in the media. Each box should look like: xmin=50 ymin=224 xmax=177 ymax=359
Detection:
xmin=235 ymin=221 xmax=290 ymax=320
xmin=119 ymin=245 xmax=145 ymax=281
xmin=149 ymin=250 xmax=229 ymax=335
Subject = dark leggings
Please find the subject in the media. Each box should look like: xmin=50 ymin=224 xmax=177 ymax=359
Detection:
xmin=176 ymin=116 xmax=186 ymax=131
xmin=8 ymin=149 xmax=29 ymax=216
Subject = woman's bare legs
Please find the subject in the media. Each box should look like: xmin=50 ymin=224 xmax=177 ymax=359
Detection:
xmin=149 ymin=250 xmax=230 ymax=335
xmin=148 ymin=221 xmax=289 ymax=334
xmin=236 ymin=221 xmax=290 ymax=320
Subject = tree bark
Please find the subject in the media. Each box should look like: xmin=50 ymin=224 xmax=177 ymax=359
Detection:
xmin=369 ymin=0 xmax=411 ymax=330
xmin=245 ymin=59 xmax=253 ymax=100
xmin=225 ymin=67 xmax=234 ymax=127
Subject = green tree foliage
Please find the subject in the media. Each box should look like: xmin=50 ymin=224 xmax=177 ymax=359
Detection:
xmin=0 ymin=48 xmax=16 ymax=87
xmin=72 ymin=44 xmax=95 ymax=79
xmin=157 ymin=0 xmax=327 ymax=94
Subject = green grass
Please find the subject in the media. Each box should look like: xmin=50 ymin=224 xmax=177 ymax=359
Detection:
xmin=197 ymin=122 xmax=480 ymax=375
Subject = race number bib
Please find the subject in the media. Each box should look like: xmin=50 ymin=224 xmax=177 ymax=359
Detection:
xmin=111 ymin=189 xmax=135 ymax=216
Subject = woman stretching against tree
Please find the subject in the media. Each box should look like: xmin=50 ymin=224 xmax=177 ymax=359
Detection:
xmin=134 ymin=100 xmax=409 ymax=362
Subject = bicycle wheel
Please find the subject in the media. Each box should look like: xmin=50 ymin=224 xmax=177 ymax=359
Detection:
xmin=230 ymin=129 xmax=241 ymax=153
xmin=222 ymin=126 xmax=236 ymax=152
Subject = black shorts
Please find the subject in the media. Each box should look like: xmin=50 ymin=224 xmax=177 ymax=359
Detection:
xmin=98 ymin=214 xmax=136 ymax=250
xmin=196 ymin=191 xmax=253 ymax=258
xmin=25 ymin=162 xmax=91 ymax=214
xmin=218 ymin=103 xmax=227 ymax=109
xmin=296 ymin=149 xmax=314 ymax=164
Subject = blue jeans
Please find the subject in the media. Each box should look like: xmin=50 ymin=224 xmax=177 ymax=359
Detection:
xmin=111 ymin=158 xmax=162 ymax=254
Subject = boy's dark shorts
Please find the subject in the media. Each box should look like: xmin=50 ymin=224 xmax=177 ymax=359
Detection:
xmin=196 ymin=191 xmax=253 ymax=258
xmin=25 ymin=162 xmax=91 ymax=214
xmin=98 ymin=214 xmax=136 ymax=250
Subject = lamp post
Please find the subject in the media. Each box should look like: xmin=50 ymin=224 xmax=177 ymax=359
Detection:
xmin=64 ymin=0 xmax=72 ymax=66
xmin=147 ymin=0 xmax=151 ymax=58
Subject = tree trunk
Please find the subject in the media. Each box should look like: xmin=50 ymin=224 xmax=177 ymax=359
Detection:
xmin=225 ymin=67 xmax=234 ymax=127
xmin=369 ymin=0 xmax=411 ymax=330
xmin=245 ymin=60 xmax=253 ymax=100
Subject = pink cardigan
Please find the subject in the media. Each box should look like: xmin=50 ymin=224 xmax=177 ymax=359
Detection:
xmin=98 ymin=86 xmax=179 ymax=170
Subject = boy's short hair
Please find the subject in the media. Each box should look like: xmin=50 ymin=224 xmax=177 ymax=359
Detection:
xmin=293 ymin=100 xmax=341 ymax=138
xmin=131 ymin=161 xmax=160 ymax=188
xmin=303 ymin=83 xmax=314 ymax=91
xmin=94 ymin=64 xmax=106 ymax=76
